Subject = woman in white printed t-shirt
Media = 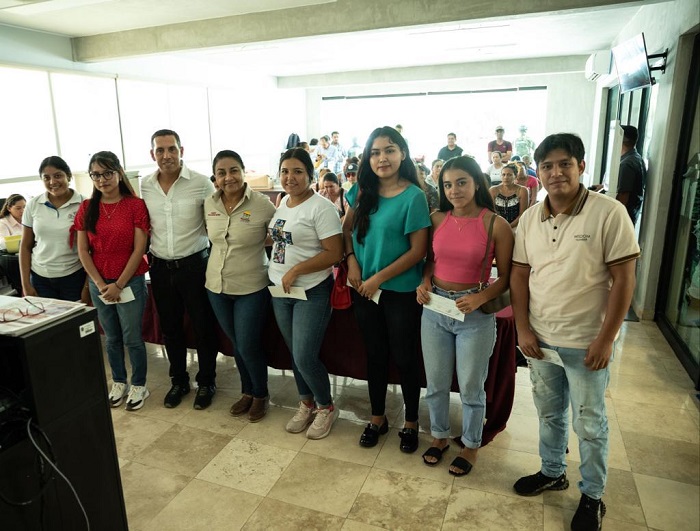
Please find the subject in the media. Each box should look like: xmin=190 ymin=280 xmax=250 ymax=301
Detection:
xmin=268 ymin=148 xmax=344 ymax=441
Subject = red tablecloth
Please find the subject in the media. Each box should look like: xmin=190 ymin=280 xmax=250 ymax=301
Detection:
xmin=142 ymin=289 xmax=516 ymax=446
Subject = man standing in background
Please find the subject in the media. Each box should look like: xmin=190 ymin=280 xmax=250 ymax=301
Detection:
xmin=141 ymin=129 xmax=219 ymax=411
xmin=330 ymin=131 xmax=347 ymax=174
xmin=616 ymin=125 xmax=646 ymax=225
xmin=437 ymin=132 xmax=464 ymax=161
xmin=488 ymin=126 xmax=513 ymax=163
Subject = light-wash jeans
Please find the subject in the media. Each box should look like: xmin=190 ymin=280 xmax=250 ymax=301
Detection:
xmin=421 ymin=285 xmax=496 ymax=448
xmin=529 ymin=341 xmax=612 ymax=499
xmin=89 ymin=275 xmax=148 ymax=386
xmin=271 ymin=276 xmax=333 ymax=407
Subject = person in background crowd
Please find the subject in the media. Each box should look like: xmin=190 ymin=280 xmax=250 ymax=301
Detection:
xmin=315 ymin=135 xmax=338 ymax=171
xmin=487 ymin=126 xmax=512 ymax=163
xmin=205 ymin=150 xmax=276 ymax=423
xmin=616 ymin=125 xmax=646 ymax=225
xmin=318 ymin=172 xmax=348 ymax=220
xmin=0 ymin=194 xmax=25 ymax=249
xmin=515 ymin=162 xmax=539 ymax=209
xmin=437 ymin=133 xmax=464 ymax=162
xmin=416 ymin=162 xmax=439 ymax=212
xmin=342 ymin=160 xmax=359 ymax=191
xmin=141 ymin=129 xmax=220 ymax=411
xmin=417 ymin=155 xmax=513 ymax=476
xmin=75 ymin=151 xmax=150 ymax=411
xmin=268 ymin=147 xmax=344 ymax=439
xmin=343 ymin=126 xmax=430 ymax=454
xmin=330 ymin=131 xmax=347 ymax=174
xmin=20 ymin=156 xmax=86 ymax=301
xmin=427 ymin=159 xmax=443 ymax=189
xmin=513 ymin=125 xmax=536 ymax=159
xmin=486 ymin=151 xmax=505 ymax=185
xmin=297 ymin=141 xmax=310 ymax=152
xmin=490 ymin=163 xmax=528 ymax=228
xmin=522 ymin=154 xmax=537 ymax=177
xmin=511 ymin=133 xmax=639 ymax=531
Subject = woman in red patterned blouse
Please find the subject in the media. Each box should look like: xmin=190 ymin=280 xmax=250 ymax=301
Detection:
xmin=74 ymin=151 xmax=151 ymax=412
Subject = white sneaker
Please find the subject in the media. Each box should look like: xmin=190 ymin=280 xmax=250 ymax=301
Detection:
xmin=125 ymin=385 xmax=150 ymax=411
xmin=306 ymin=405 xmax=339 ymax=440
xmin=108 ymin=382 xmax=129 ymax=408
xmin=286 ymin=401 xmax=315 ymax=433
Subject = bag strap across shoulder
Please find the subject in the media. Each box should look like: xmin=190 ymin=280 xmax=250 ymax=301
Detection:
xmin=478 ymin=213 xmax=497 ymax=290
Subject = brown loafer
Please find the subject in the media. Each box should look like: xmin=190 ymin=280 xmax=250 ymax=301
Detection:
xmin=248 ymin=396 xmax=269 ymax=423
xmin=230 ymin=394 xmax=253 ymax=417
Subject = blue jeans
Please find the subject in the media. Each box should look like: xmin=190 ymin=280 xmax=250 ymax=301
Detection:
xmin=421 ymin=286 xmax=496 ymax=448
xmin=529 ymin=342 xmax=612 ymax=499
xmin=207 ymin=287 xmax=270 ymax=398
xmin=271 ymin=276 xmax=333 ymax=407
xmin=89 ymin=276 xmax=148 ymax=386
xmin=31 ymin=269 xmax=85 ymax=301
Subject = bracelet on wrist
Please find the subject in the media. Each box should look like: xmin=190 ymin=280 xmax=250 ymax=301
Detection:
xmin=346 ymin=252 xmax=355 ymax=258
xmin=114 ymin=282 xmax=124 ymax=290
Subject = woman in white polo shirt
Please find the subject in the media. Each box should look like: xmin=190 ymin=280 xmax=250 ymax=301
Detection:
xmin=204 ymin=150 xmax=276 ymax=423
xmin=268 ymin=148 xmax=344 ymax=440
xmin=20 ymin=156 xmax=86 ymax=300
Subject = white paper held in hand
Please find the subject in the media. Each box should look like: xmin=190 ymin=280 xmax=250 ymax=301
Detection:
xmin=423 ymin=293 xmax=465 ymax=321
xmin=517 ymin=346 xmax=564 ymax=367
xmin=99 ymin=286 xmax=135 ymax=305
xmin=268 ymin=285 xmax=308 ymax=300
xmin=346 ymin=279 xmax=381 ymax=304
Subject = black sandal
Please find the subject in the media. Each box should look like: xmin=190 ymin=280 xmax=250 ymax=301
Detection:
xmin=448 ymin=456 xmax=473 ymax=477
xmin=422 ymin=445 xmax=450 ymax=466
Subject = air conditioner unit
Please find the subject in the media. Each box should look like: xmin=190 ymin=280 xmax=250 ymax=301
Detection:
xmin=585 ymin=51 xmax=612 ymax=81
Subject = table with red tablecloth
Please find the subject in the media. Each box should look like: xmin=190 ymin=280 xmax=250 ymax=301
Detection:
xmin=141 ymin=288 xmax=516 ymax=446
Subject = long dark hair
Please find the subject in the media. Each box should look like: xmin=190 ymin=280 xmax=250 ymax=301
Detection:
xmin=353 ymin=126 xmax=418 ymax=243
xmin=84 ymin=151 xmax=134 ymax=233
xmin=39 ymin=156 xmax=72 ymax=179
xmin=0 ymin=194 xmax=25 ymax=218
xmin=438 ymin=156 xmax=494 ymax=213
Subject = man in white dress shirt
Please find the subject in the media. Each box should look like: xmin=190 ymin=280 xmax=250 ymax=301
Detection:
xmin=141 ymin=129 xmax=218 ymax=410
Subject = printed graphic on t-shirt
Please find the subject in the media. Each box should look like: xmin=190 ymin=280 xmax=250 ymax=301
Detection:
xmin=270 ymin=219 xmax=293 ymax=264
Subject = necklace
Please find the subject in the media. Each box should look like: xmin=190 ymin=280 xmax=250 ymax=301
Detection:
xmin=451 ymin=212 xmax=473 ymax=232
xmin=100 ymin=201 xmax=120 ymax=220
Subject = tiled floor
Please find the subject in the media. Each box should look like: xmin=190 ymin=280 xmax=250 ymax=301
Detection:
xmin=108 ymin=320 xmax=700 ymax=530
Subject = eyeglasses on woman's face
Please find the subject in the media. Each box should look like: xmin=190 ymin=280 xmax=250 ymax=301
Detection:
xmin=89 ymin=170 xmax=117 ymax=181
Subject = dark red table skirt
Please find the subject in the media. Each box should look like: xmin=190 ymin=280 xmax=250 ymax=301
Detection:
xmin=142 ymin=288 xmax=516 ymax=446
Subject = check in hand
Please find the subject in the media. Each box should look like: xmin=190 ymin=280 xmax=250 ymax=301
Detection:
xmin=516 ymin=328 xmax=543 ymax=359
xmin=358 ymin=276 xmax=380 ymax=299
xmin=416 ymin=283 xmax=431 ymax=305
xmin=455 ymin=293 xmax=482 ymax=314
xmin=100 ymin=283 xmax=122 ymax=303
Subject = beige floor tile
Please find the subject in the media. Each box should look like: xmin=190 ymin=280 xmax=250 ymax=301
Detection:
xmin=176 ymin=389 xmax=248 ymax=437
xmin=488 ymin=413 xmax=540 ymax=456
xmin=112 ymin=412 xmax=174 ymax=460
xmin=268 ymin=453 xmax=370 ymax=517
xmin=372 ymin=428 xmax=455 ymax=485
xmin=348 ymin=468 xmax=450 ymax=530
xmin=341 ymin=519 xmax=386 ymax=530
xmin=542 ymin=467 xmax=645 ymax=526
xmin=143 ymin=479 xmax=263 ymax=531
xmin=196 ymin=438 xmax=297 ymax=496
xmin=131 ymin=423 xmax=231 ymax=477
xmin=510 ymin=386 xmax=539 ymax=418
xmin=242 ymin=497 xmax=344 ymax=530
xmin=235 ymin=405 xmax=312 ymax=451
xmin=614 ymin=398 xmax=699 ymax=444
xmin=118 ymin=457 xmax=129 ymax=469
xmin=621 ymin=431 xmax=699 ymax=485
xmin=128 ymin=383 xmax=194 ymax=423
xmin=301 ymin=417 xmax=383 ymax=467
xmin=120 ymin=461 xmax=191 ymax=530
xmin=331 ymin=385 xmax=406 ymax=429
xmin=607 ymin=379 xmax=695 ymax=411
xmin=442 ymin=486 xmax=544 ymax=530
xmin=543 ymin=505 xmax=647 ymax=531
xmin=635 ymin=473 xmax=700 ymax=531
xmin=465 ymin=446 xmax=545 ymax=501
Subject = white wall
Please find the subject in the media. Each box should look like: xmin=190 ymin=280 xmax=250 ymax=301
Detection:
xmin=598 ymin=0 xmax=700 ymax=319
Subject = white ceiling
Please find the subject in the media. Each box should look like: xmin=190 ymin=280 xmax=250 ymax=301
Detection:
xmin=0 ymin=0 xmax=654 ymax=78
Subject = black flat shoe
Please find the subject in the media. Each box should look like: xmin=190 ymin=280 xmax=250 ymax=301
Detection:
xmin=398 ymin=426 xmax=419 ymax=453
xmin=359 ymin=417 xmax=389 ymax=447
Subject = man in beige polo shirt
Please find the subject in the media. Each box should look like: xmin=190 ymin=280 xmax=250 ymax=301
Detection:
xmin=510 ymin=133 xmax=639 ymax=531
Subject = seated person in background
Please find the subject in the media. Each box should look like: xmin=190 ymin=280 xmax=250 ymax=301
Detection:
xmin=0 ymin=194 xmax=26 ymax=249
xmin=489 ymin=163 xmax=528 ymax=228
xmin=318 ymin=172 xmax=348 ymax=221
xmin=416 ymin=163 xmax=439 ymax=212
xmin=486 ymin=151 xmax=505 ymax=185
xmin=428 ymin=159 xmax=443 ymax=189
xmin=522 ymin=154 xmax=537 ymax=177
xmin=437 ymin=133 xmax=464 ymax=162
xmin=515 ymin=162 xmax=539 ymax=209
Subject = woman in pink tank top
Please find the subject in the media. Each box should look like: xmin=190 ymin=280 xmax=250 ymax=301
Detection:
xmin=416 ymin=155 xmax=514 ymax=477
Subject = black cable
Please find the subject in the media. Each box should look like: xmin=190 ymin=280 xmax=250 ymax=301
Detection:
xmin=26 ymin=419 xmax=90 ymax=531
